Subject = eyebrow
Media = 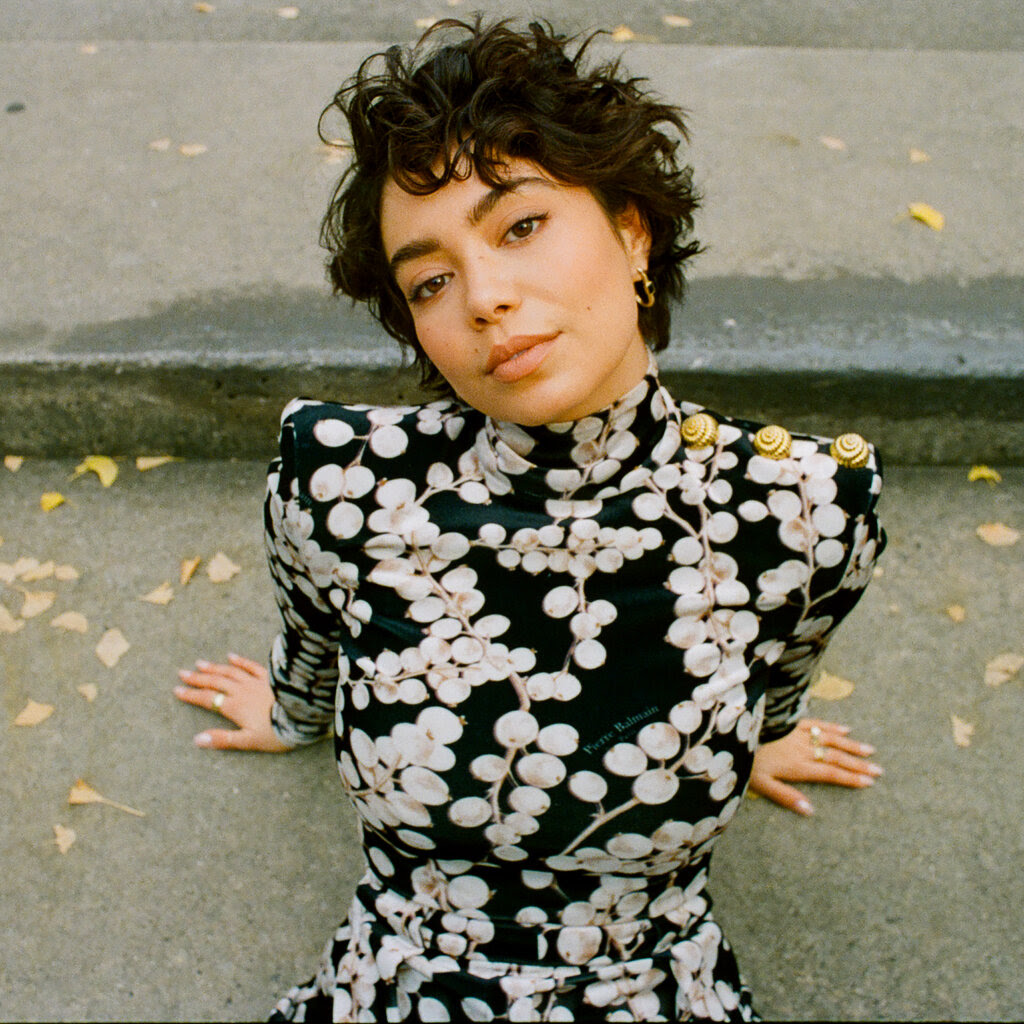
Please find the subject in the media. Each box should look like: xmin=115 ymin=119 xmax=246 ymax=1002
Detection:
xmin=387 ymin=175 xmax=552 ymax=277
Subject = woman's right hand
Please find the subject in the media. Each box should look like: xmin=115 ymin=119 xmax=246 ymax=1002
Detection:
xmin=175 ymin=653 xmax=293 ymax=752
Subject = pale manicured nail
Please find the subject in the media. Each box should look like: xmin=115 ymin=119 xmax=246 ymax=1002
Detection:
xmin=861 ymin=776 xmax=875 ymax=786
xmin=195 ymin=659 xmax=211 ymax=669
xmin=796 ymin=799 xmax=814 ymax=816
xmin=860 ymin=743 xmax=876 ymax=755
xmin=174 ymin=685 xmax=186 ymax=696
xmin=867 ymin=763 xmax=884 ymax=775
xmin=194 ymin=732 xmax=212 ymax=747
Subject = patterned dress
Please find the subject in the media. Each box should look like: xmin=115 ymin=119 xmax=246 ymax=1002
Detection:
xmin=266 ymin=362 xmax=884 ymax=1022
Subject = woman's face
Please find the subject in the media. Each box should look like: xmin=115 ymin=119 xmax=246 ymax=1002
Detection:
xmin=379 ymin=159 xmax=652 ymax=425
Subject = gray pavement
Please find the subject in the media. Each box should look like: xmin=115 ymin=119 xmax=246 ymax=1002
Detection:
xmin=1 ymin=459 xmax=1022 ymax=1020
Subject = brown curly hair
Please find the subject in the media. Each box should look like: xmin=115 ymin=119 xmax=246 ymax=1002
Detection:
xmin=319 ymin=17 xmax=702 ymax=393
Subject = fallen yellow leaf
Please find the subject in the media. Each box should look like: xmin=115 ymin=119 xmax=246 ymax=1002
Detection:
xmin=73 ymin=455 xmax=118 ymax=487
xmin=207 ymin=552 xmax=241 ymax=583
xmin=663 ymin=15 xmax=692 ymax=28
xmin=179 ymin=143 xmax=208 ymax=157
xmin=277 ymin=5 xmax=300 ymax=17
xmin=51 ymin=610 xmax=89 ymax=633
xmin=95 ymin=628 xmax=130 ymax=668
xmin=140 ymin=581 xmax=175 ymax=605
xmin=4 ymin=455 xmax=24 ymax=471
xmin=985 ymin=652 xmax=1024 ymax=688
xmin=53 ymin=824 xmax=76 ymax=854
xmin=77 ymin=683 xmax=99 ymax=702
xmin=41 ymin=492 xmax=65 ymax=511
xmin=0 ymin=605 xmax=24 ymax=633
xmin=54 ymin=564 xmax=79 ymax=581
xmin=148 ymin=137 xmax=172 ymax=152
xmin=68 ymin=779 xmax=145 ymax=817
xmin=967 ymin=465 xmax=1001 ymax=484
xmin=819 ymin=135 xmax=847 ymax=151
xmin=79 ymin=43 xmax=99 ymax=55
xmin=12 ymin=556 xmax=39 ymax=578
xmin=976 ymin=522 xmax=1020 ymax=547
xmin=808 ymin=669 xmax=855 ymax=701
xmin=945 ymin=604 xmax=967 ymax=623
xmin=14 ymin=699 xmax=55 ymax=726
xmin=180 ymin=556 xmax=201 ymax=585
xmin=0 ymin=563 xmax=14 ymax=583
xmin=135 ymin=455 xmax=179 ymax=471
xmin=22 ymin=560 xmax=55 ymax=582
xmin=193 ymin=1 xmax=215 ymax=11
xmin=909 ymin=148 xmax=930 ymax=163
xmin=414 ymin=17 xmax=437 ymax=28
xmin=20 ymin=590 xmax=56 ymax=618
xmin=611 ymin=24 xmax=637 ymax=41
xmin=951 ymin=714 xmax=974 ymax=748
xmin=907 ymin=202 xmax=944 ymax=230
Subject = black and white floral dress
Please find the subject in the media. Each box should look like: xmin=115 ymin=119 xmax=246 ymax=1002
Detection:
xmin=266 ymin=360 xmax=883 ymax=1023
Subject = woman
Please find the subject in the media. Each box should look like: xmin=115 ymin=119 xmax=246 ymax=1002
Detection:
xmin=176 ymin=20 xmax=884 ymax=1021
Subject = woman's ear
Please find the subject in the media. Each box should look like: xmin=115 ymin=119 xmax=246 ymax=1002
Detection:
xmin=616 ymin=203 xmax=653 ymax=269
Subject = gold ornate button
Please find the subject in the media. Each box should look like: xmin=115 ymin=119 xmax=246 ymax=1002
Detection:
xmin=681 ymin=412 xmax=719 ymax=448
xmin=752 ymin=425 xmax=792 ymax=459
xmin=831 ymin=432 xmax=870 ymax=468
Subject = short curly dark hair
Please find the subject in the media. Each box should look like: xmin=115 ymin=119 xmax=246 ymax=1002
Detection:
xmin=319 ymin=17 xmax=702 ymax=393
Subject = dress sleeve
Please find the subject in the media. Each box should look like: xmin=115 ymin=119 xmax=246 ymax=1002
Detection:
xmin=758 ymin=449 xmax=886 ymax=743
xmin=264 ymin=406 xmax=346 ymax=747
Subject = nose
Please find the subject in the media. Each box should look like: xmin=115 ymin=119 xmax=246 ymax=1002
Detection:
xmin=463 ymin=256 xmax=519 ymax=328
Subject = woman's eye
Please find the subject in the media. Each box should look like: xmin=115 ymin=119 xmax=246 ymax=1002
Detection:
xmin=410 ymin=275 xmax=447 ymax=302
xmin=506 ymin=215 xmax=545 ymax=240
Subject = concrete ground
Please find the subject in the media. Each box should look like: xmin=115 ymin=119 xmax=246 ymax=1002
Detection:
xmin=1 ymin=458 xmax=1022 ymax=1021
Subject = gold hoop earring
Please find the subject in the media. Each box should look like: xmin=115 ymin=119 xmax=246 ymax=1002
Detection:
xmin=635 ymin=268 xmax=656 ymax=308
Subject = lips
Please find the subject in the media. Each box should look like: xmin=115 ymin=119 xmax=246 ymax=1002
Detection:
xmin=486 ymin=332 xmax=559 ymax=382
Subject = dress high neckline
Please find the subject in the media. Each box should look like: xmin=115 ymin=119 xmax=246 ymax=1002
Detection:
xmin=473 ymin=356 xmax=683 ymax=502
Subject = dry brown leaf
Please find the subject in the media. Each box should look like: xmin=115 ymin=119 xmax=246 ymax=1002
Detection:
xmin=611 ymin=25 xmax=637 ymax=41
xmin=73 ymin=455 xmax=118 ymax=487
xmin=0 ymin=605 xmax=24 ymax=633
xmin=20 ymin=590 xmax=56 ymax=618
xmin=95 ymin=628 xmax=130 ymax=668
xmin=53 ymin=824 xmax=76 ymax=854
xmin=945 ymin=603 xmax=967 ymax=623
xmin=68 ymin=779 xmax=145 ymax=817
xmin=907 ymin=202 xmax=944 ymax=230
xmin=985 ymin=652 xmax=1024 ymax=688
xmin=808 ymin=670 xmax=855 ymax=701
xmin=22 ymin=560 xmax=55 ymax=582
xmin=277 ymin=5 xmax=300 ymax=18
xmin=179 ymin=143 xmax=208 ymax=157
xmin=180 ymin=556 xmax=201 ymax=585
xmin=951 ymin=714 xmax=974 ymax=748
xmin=662 ymin=15 xmax=693 ymax=28
xmin=148 ymin=137 xmax=172 ymax=152
xmin=41 ymin=492 xmax=65 ymax=511
xmin=976 ymin=522 xmax=1020 ymax=547
xmin=136 ymin=455 xmax=179 ymax=471
xmin=54 ymin=564 xmax=79 ymax=581
xmin=207 ymin=552 xmax=241 ymax=583
xmin=51 ymin=610 xmax=89 ymax=633
xmin=909 ymin=148 xmax=930 ymax=163
xmin=77 ymin=683 xmax=99 ymax=702
xmin=4 ymin=455 xmax=24 ymax=471
xmin=819 ymin=135 xmax=847 ymax=151
xmin=968 ymin=465 xmax=1002 ymax=484
xmin=140 ymin=581 xmax=175 ymax=605
xmin=14 ymin=699 xmax=55 ymax=726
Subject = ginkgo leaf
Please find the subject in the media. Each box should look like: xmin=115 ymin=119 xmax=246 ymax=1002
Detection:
xmin=193 ymin=2 xmax=215 ymax=11
xmin=20 ymin=591 xmax=56 ymax=618
xmin=4 ymin=455 xmax=24 ymax=471
xmin=51 ymin=610 xmax=89 ymax=633
xmin=611 ymin=24 xmax=637 ymax=41
xmin=180 ymin=556 xmax=201 ymax=585
xmin=907 ymin=202 xmax=944 ymax=230
xmin=207 ymin=552 xmax=241 ymax=583
xmin=0 ymin=563 xmax=15 ymax=583
xmin=14 ymin=699 xmax=55 ymax=726
xmin=68 ymin=779 xmax=145 ymax=817
xmin=976 ymin=522 xmax=1020 ymax=547
xmin=136 ymin=456 xmax=179 ymax=471
xmin=808 ymin=670 xmax=855 ymax=701
xmin=663 ymin=15 xmax=692 ymax=27
xmin=53 ymin=824 xmax=76 ymax=854
xmin=277 ymin=5 xmax=300 ymax=17
xmin=12 ymin=557 xmax=39 ymax=577
xmin=985 ymin=652 xmax=1023 ymax=688
xmin=22 ymin=560 xmax=55 ymax=582
xmin=179 ymin=143 xmax=208 ymax=157
xmin=140 ymin=581 xmax=174 ymax=605
xmin=909 ymin=148 xmax=930 ymax=163
xmin=41 ymin=492 xmax=65 ymax=511
xmin=951 ymin=714 xmax=974 ymax=748
xmin=95 ymin=628 xmax=130 ymax=668
xmin=77 ymin=683 xmax=98 ymax=702
xmin=79 ymin=43 xmax=99 ymax=55
xmin=148 ymin=137 xmax=172 ymax=151
xmin=819 ymin=135 xmax=847 ymax=151
xmin=0 ymin=605 xmax=24 ymax=633
xmin=54 ymin=564 xmax=79 ymax=581
xmin=73 ymin=455 xmax=118 ymax=487
xmin=945 ymin=604 xmax=967 ymax=623
xmin=967 ymin=465 xmax=1001 ymax=484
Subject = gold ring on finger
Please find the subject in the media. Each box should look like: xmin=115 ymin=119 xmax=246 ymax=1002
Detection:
xmin=809 ymin=725 xmax=823 ymax=744
xmin=813 ymin=745 xmax=827 ymax=761
xmin=212 ymin=692 xmax=225 ymax=711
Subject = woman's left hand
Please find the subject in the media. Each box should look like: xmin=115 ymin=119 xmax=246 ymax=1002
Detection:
xmin=748 ymin=718 xmax=883 ymax=816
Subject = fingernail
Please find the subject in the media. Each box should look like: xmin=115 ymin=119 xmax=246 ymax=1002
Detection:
xmin=178 ymin=669 xmax=192 ymax=681
xmin=861 ymin=776 xmax=875 ymax=786
xmin=860 ymin=743 xmax=876 ymax=755
xmin=228 ymin=652 xmax=240 ymax=660
xmin=796 ymin=799 xmax=814 ymax=816
xmin=195 ymin=659 xmax=211 ymax=670
xmin=194 ymin=732 xmax=212 ymax=747
xmin=867 ymin=763 xmax=884 ymax=776
xmin=174 ymin=685 xmax=186 ymax=696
